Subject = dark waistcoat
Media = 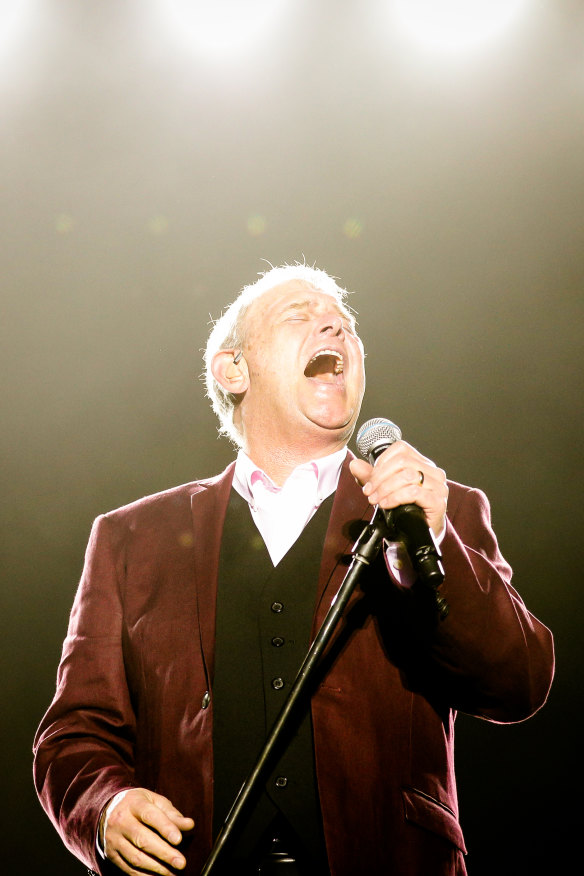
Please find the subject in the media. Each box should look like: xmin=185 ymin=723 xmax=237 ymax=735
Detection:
xmin=212 ymin=488 xmax=334 ymax=866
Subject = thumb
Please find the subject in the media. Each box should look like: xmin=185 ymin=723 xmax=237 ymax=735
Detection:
xmin=349 ymin=457 xmax=373 ymax=486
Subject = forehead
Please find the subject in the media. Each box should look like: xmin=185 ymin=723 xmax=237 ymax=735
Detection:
xmin=246 ymin=279 xmax=352 ymax=327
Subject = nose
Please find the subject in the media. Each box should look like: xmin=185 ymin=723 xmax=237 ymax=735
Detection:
xmin=318 ymin=313 xmax=345 ymax=339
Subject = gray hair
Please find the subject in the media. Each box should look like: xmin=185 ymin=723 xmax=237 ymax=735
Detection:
xmin=204 ymin=263 xmax=354 ymax=446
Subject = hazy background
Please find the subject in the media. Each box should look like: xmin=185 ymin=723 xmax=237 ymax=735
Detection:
xmin=1 ymin=1 xmax=581 ymax=872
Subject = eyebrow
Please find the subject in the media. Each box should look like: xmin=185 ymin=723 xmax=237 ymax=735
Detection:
xmin=283 ymin=299 xmax=311 ymax=312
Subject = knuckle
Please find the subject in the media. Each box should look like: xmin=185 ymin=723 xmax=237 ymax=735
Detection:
xmin=132 ymin=830 xmax=148 ymax=851
xmin=108 ymin=809 xmax=123 ymax=830
xmin=374 ymin=486 xmax=392 ymax=505
xmin=141 ymin=809 xmax=157 ymax=827
xmin=140 ymin=800 xmax=163 ymax=825
xmin=393 ymin=444 xmax=407 ymax=462
xmin=402 ymin=485 xmax=418 ymax=503
xmin=123 ymin=846 xmax=143 ymax=867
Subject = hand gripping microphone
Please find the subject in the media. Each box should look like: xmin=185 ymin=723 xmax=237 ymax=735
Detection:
xmin=356 ymin=418 xmax=447 ymax=609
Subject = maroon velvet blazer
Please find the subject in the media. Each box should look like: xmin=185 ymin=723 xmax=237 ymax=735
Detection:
xmin=33 ymin=454 xmax=554 ymax=876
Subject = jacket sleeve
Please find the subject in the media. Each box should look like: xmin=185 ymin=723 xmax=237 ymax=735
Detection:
xmin=411 ymin=483 xmax=554 ymax=722
xmin=33 ymin=514 xmax=136 ymax=874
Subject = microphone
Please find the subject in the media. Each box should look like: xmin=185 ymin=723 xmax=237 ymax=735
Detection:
xmin=356 ymin=418 xmax=447 ymax=604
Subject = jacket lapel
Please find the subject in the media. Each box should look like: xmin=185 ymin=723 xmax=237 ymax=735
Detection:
xmin=190 ymin=462 xmax=235 ymax=684
xmin=313 ymin=451 xmax=371 ymax=631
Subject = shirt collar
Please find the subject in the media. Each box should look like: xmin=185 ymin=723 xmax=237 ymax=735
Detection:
xmin=233 ymin=446 xmax=348 ymax=509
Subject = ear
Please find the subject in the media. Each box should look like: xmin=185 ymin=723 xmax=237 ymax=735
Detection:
xmin=211 ymin=350 xmax=249 ymax=395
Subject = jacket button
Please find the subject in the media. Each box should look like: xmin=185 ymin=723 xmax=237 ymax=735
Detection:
xmin=272 ymin=677 xmax=285 ymax=690
xmin=275 ymin=776 xmax=288 ymax=788
xmin=271 ymin=601 xmax=284 ymax=613
xmin=271 ymin=636 xmax=285 ymax=647
xmin=201 ymin=691 xmax=210 ymax=709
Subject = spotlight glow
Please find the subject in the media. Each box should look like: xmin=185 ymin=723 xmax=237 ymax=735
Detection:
xmin=55 ymin=214 xmax=75 ymax=235
xmin=0 ymin=0 xmax=36 ymax=57
xmin=163 ymin=0 xmax=288 ymax=58
xmin=391 ymin=0 xmax=530 ymax=52
xmin=147 ymin=215 xmax=170 ymax=236
xmin=343 ymin=218 xmax=364 ymax=240
xmin=246 ymin=214 xmax=268 ymax=237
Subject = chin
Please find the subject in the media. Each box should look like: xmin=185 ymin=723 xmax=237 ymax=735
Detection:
xmin=301 ymin=396 xmax=361 ymax=441
xmin=311 ymin=414 xmax=357 ymax=440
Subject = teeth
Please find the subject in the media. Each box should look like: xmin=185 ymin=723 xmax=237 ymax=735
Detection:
xmin=307 ymin=349 xmax=344 ymax=374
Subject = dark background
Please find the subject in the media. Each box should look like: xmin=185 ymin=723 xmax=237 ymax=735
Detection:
xmin=1 ymin=2 xmax=581 ymax=873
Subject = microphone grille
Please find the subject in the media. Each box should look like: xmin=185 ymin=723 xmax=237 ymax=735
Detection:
xmin=356 ymin=418 xmax=402 ymax=459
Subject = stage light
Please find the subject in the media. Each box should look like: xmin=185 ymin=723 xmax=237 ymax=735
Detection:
xmin=0 ymin=0 xmax=36 ymax=58
xmin=161 ymin=0 xmax=289 ymax=58
xmin=390 ymin=0 xmax=530 ymax=52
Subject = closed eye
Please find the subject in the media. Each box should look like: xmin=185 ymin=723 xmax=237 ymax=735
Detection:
xmin=279 ymin=300 xmax=358 ymax=334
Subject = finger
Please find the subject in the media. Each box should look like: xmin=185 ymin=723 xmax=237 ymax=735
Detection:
xmin=128 ymin=795 xmax=190 ymax=846
xmin=154 ymin=795 xmax=195 ymax=832
xmin=370 ymin=483 xmax=425 ymax=510
xmin=372 ymin=468 xmax=447 ymax=505
xmin=111 ymin=835 xmax=185 ymax=876
xmin=375 ymin=482 xmax=447 ymax=535
xmin=368 ymin=450 xmax=445 ymax=493
xmin=123 ymin=819 xmax=187 ymax=871
xmin=370 ymin=440 xmax=435 ymax=476
xmin=107 ymin=824 xmax=188 ymax=874
xmin=106 ymin=815 xmax=187 ymax=872
xmin=365 ymin=465 xmax=440 ymax=503
xmin=352 ymin=441 xmax=433 ymax=485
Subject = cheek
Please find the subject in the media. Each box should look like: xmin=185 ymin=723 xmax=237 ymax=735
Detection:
xmin=246 ymin=343 xmax=274 ymax=377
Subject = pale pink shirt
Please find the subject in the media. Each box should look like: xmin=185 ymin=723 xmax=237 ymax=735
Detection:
xmin=232 ymin=448 xmax=429 ymax=583
xmin=232 ymin=447 xmax=347 ymax=566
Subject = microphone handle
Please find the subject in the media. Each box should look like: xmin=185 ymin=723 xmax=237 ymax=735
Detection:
xmin=384 ymin=503 xmax=445 ymax=591
xmin=365 ymin=436 xmax=448 ymax=617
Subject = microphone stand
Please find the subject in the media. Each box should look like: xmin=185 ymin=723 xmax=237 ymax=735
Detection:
xmin=199 ymin=511 xmax=390 ymax=876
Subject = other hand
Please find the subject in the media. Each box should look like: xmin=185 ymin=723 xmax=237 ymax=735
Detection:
xmin=349 ymin=440 xmax=448 ymax=537
xmin=101 ymin=788 xmax=195 ymax=875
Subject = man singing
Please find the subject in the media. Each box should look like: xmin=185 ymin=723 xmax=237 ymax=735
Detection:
xmin=34 ymin=264 xmax=554 ymax=875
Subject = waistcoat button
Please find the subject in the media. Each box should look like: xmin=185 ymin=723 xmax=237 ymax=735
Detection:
xmin=271 ymin=636 xmax=285 ymax=647
xmin=271 ymin=601 xmax=284 ymax=613
xmin=272 ymin=677 xmax=285 ymax=690
xmin=275 ymin=776 xmax=288 ymax=788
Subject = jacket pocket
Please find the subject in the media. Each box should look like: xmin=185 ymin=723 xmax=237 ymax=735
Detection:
xmin=401 ymin=786 xmax=467 ymax=853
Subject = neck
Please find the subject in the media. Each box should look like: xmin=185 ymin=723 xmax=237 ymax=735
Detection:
xmin=242 ymin=436 xmax=347 ymax=486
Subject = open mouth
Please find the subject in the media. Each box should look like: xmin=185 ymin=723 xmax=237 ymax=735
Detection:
xmin=304 ymin=349 xmax=344 ymax=383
